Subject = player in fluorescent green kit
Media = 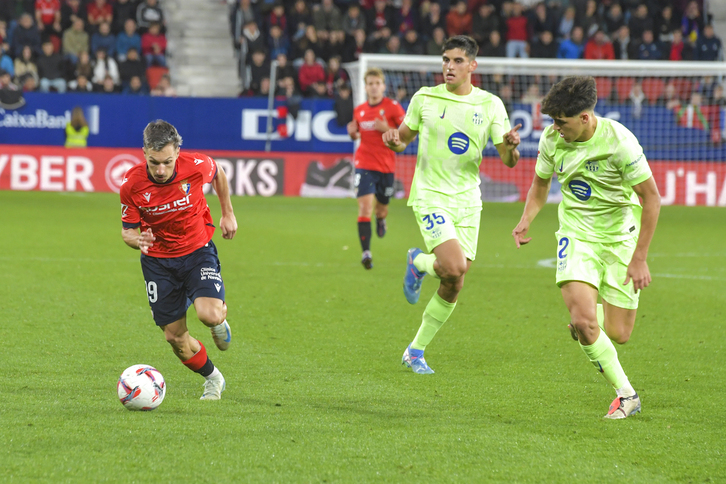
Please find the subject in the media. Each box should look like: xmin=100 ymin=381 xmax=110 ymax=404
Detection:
xmin=383 ymin=35 xmax=522 ymax=374
xmin=512 ymin=76 xmax=661 ymax=419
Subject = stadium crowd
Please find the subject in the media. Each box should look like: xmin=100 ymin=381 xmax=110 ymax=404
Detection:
xmin=231 ymin=0 xmax=723 ymax=107
xmin=0 ymin=0 xmax=175 ymax=95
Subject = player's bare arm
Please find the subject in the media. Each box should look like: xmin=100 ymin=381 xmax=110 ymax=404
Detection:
xmin=122 ymin=227 xmax=155 ymax=254
xmin=512 ymin=174 xmax=551 ymax=248
xmin=346 ymin=120 xmax=360 ymax=140
xmin=624 ymin=176 xmax=661 ymax=292
xmin=212 ymin=165 xmax=237 ymax=240
xmin=373 ymin=116 xmax=390 ymax=133
xmin=382 ymin=121 xmax=418 ymax=153
xmin=495 ymin=124 xmax=522 ymax=168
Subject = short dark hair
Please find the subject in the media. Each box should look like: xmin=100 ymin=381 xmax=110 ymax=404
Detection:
xmin=541 ymin=76 xmax=598 ymax=118
xmin=143 ymin=120 xmax=183 ymax=151
xmin=442 ymin=35 xmax=478 ymax=59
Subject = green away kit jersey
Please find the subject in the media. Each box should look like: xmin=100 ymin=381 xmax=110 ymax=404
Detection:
xmin=404 ymin=84 xmax=511 ymax=208
xmin=535 ymin=117 xmax=653 ymax=243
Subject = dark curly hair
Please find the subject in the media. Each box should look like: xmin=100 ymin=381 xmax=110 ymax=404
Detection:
xmin=442 ymin=35 xmax=479 ymax=60
xmin=541 ymin=76 xmax=598 ymax=118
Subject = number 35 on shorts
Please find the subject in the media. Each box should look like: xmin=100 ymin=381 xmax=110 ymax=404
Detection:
xmin=422 ymin=213 xmax=446 ymax=231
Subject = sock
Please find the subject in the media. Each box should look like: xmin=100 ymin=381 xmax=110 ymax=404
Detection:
xmin=579 ymin=329 xmax=630 ymax=390
xmin=357 ymin=217 xmax=371 ymax=252
xmin=207 ymin=367 xmax=222 ymax=380
xmin=413 ymin=253 xmax=441 ymax=279
xmin=181 ymin=340 xmax=216 ymax=378
xmin=411 ymin=293 xmax=456 ymax=350
xmin=597 ymin=303 xmax=605 ymax=332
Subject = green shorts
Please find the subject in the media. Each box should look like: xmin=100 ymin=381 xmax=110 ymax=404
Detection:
xmin=555 ymin=231 xmax=639 ymax=309
xmin=413 ymin=206 xmax=482 ymax=261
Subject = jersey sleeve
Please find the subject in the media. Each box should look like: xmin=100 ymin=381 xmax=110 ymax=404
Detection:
xmin=616 ymin=134 xmax=652 ymax=186
xmin=488 ymin=95 xmax=511 ymax=145
xmin=391 ymin=100 xmax=406 ymax=127
xmin=193 ymin=153 xmax=218 ymax=183
xmin=403 ymin=91 xmax=424 ymax=132
xmin=534 ymin=127 xmax=556 ymax=180
xmin=120 ymin=181 xmax=141 ymax=229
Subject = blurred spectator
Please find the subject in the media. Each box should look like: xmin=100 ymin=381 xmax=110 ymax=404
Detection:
xmin=37 ymin=40 xmax=66 ymax=92
xmin=150 ymin=72 xmax=176 ymax=96
xmin=60 ymin=0 xmax=85 ymax=32
xmin=268 ymin=24 xmax=289 ymax=58
xmin=0 ymin=0 xmax=14 ymax=24
xmin=241 ymin=20 xmax=266 ymax=63
xmin=351 ymin=28 xmax=367 ymax=61
xmin=334 ymin=82 xmax=353 ymax=126
xmin=401 ymin=29 xmax=424 ymax=55
xmin=112 ymin=0 xmax=137 ymax=34
xmin=323 ymin=55 xmax=347 ymax=96
xmin=446 ymin=0 xmax=472 ymax=36
xmin=231 ymin=0 xmax=255 ymax=50
xmin=710 ymin=83 xmax=726 ymax=107
xmin=367 ymin=25 xmax=391 ymax=53
xmin=531 ymin=3 xmax=557 ymax=41
xmin=604 ymin=3 xmax=625 ymax=35
xmin=255 ymin=76 xmax=270 ymax=96
xmin=18 ymin=72 xmax=37 ymax=91
xmin=248 ymin=48 xmax=269 ymax=93
xmin=655 ymin=5 xmax=677 ymax=44
xmin=557 ymin=6 xmax=575 ymax=40
xmin=681 ymin=0 xmax=703 ymax=44
xmin=578 ymin=0 xmax=602 ymax=38
xmin=275 ymin=74 xmax=300 ymax=103
xmin=505 ymin=2 xmax=529 ymax=58
xmin=65 ymin=106 xmax=88 ymax=147
xmin=290 ymin=24 xmax=320 ymax=61
xmin=14 ymin=45 xmax=38 ymax=85
xmin=288 ymin=0 xmax=311 ymax=41
xmin=499 ymin=83 xmax=514 ymax=113
xmin=420 ymin=1 xmax=445 ymax=41
xmin=0 ymin=19 xmax=7 ymax=45
xmin=426 ymin=26 xmax=445 ymax=56
xmin=530 ymin=30 xmax=558 ymax=58
xmin=136 ymin=0 xmax=164 ymax=33
xmin=35 ymin=0 xmax=62 ymax=37
xmin=11 ymin=13 xmax=41 ymax=57
xmin=87 ymin=0 xmax=113 ymax=34
xmin=695 ymin=24 xmax=722 ymax=61
xmin=584 ymin=29 xmax=614 ymax=60
xmin=91 ymin=21 xmax=116 ymax=57
xmin=380 ymin=34 xmax=401 ymax=55
xmin=629 ymin=4 xmax=653 ymax=41
xmin=342 ymin=4 xmax=365 ymax=36
xmin=122 ymin=74 xmax=147 ymax=94
xmin=119 ymin=46 xmax=145 ymax=85
xmin=0 ymin=68 xmax=24 ymax=109
xmin=308 ymin=80 xmax=328 ymax=98
xmin=481 ymin=29 xmax=505 ymax=57
xmin=321 ymin=28 xmax=345 ymax=61
xmin=74 ymin=49 xmax=93 ymax=78
xmin=62 ymin=17 xmax=89 ymax=64
xmin=638 ymin=30 xmax=662 ymax=60
xmin=395 ymin=0 xmax=418 ymax=35
xmin=629 ymin=81 xmax=646 ymax=119
xmin=669 ymin=28 xmax=694 ymax=60
xmin=312 ymin=0 xmax=341 ymax=41
xmin=274 ymin=52 xmax=295 ymax=84
xmin=557 ymin=26 xmax=584 ymax=59
xmin=141 ymin=22 xmax=166 ymax=66
xmin=91 ymin=47 xmax=119 ymax=87
xmin=267 ymin=3 xmax=286 ymax=33
xmin=116 ymin=18 xmax=141 ymax=62
xmin=472 ymin=4 xmax=499 ymax=48
xmin=96 ymin=73 xmax=120 ymax=92
xmin=612 ymin=25 xmax=637 ymax=60
xmin=366 ymin=0 xmax=395 ymax=36
xmin=521 ymin=83 xmax=543 ymax=104
xmin=0 ymin=43 xmax=12 ymax=76
xmin=297 ymin=48 xmax=324 ymax=94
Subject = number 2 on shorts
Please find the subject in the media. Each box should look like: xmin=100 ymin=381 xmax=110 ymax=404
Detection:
xmin=422 ymin=213 xmax=446 ymax=230
xmin=558 ymin=237 xmax=569 ymax=259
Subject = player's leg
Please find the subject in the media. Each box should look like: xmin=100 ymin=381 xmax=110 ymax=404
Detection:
xmin=601 ymin=300 xmax=637 ymax=344
xmin=355 ymin=169 xmax=375 ymax=269
xmin=374 ymin=172 xmax=394 ymax=238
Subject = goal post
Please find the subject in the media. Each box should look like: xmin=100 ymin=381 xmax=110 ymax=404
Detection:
xmin=344 ymin=55 xmax=726 ymax=206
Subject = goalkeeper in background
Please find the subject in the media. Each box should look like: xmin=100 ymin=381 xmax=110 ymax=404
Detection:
xmin=347 ymin=68 xmax=406 ymax=269
xmin=512 ymin=76 xmax=661 ymax=419
xmin=382 ymin=35 xmax=521 ymax=374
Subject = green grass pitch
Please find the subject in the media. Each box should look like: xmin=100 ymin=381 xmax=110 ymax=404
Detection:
xmin=0 ymin=190 xmax=724 ymax=483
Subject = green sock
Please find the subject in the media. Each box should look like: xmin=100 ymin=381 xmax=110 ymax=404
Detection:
xmin=413 ymin=253 xmax=440 ymax=279
xmin=579 ymin=329 xmax=629 ymax=389
xmin=411 ymin=293 xmax=456 ymax=350
xmin=597 ymin=303 xmax=605 ymax=332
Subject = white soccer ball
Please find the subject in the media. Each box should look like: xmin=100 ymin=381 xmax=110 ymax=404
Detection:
xmin=117 ymin=364 xmax=166 ymax=411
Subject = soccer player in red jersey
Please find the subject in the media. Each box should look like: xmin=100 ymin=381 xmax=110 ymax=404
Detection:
xmin=120 ymin=120 xmax=238 ymax=400
xmin=347 ymin=67 xmax=406 ymax=269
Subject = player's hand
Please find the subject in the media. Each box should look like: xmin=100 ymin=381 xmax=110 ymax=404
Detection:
xmin=624 ymin=258 xmax=651 ymax=293
xmin=138 ymin=228 xmax=155 ymax=254
xmin=374 ymin=117 xmax=389 ymax=133
xmin=382 ymin=128 xmax=403 ymax=150
xmin=346 ymin=121 xmax=358 ymax=136
xmin=220 ymin=213 xmax=238 ymax=240
xmin=503 ymin=124 xmax=522 ymax=151
xmin=512 ymin=220 xmax=532 ymax=248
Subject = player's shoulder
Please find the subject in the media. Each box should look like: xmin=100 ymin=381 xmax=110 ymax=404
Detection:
xmin=354 ymin=101 xmax=368 ymax=112
xmin=598 ymin=117 xmax=636 ymax=140
xmin=382 ymin=97 xmax=402 ymax=108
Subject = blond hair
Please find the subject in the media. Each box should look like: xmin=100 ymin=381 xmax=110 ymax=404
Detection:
xmin=364 ymin=67 xmax=385 ymax=83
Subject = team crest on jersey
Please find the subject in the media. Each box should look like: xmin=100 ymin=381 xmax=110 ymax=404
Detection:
xmin=585 ymin=160 xmax=599 ymax=173
xmin=472 ymin=112 xmax=483 ymax=125
xmin=179 ymin=180 xmax=191 ymax=195
xmin=379 ymin=109 xmax=385 ymax=116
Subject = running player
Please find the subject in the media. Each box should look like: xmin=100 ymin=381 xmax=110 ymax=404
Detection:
xmin=347 ymin=67 xmax=406 ymax=269
xmin=382 ymin=35 xmax=521 ymax=374
xmin=512 ymin=76 xmax=661 ymax=419
xmin=120 ymin=120 xmax=238 ymax=400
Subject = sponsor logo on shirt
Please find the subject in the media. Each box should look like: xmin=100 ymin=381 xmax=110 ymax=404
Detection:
xmin=141 ymin=195 xmax=192 ymax=215
xmin=569 ymin=180 xmax=592 ymax=201
xmin=200 ymin=267 xmax=222 ymax=282
xmin=448 ymin=132 xmax=469 ymax=155
xmin=626 ymin=154 xmax=643 ymax=167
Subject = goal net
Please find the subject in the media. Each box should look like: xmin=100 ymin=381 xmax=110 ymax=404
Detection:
xmin=345 ymin=55 xmax=726 ymax=207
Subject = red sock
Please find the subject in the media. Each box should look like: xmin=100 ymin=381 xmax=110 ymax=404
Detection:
xmin=181 ymin=341 xmax=215 ymax=377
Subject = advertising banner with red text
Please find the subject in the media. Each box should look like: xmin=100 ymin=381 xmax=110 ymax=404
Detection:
xmin=0 ymin=145 xmax=724 ymax=206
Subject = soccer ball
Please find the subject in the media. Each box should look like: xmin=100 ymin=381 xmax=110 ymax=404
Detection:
xmin=117 ymin=364 xmax=166 ymax=411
